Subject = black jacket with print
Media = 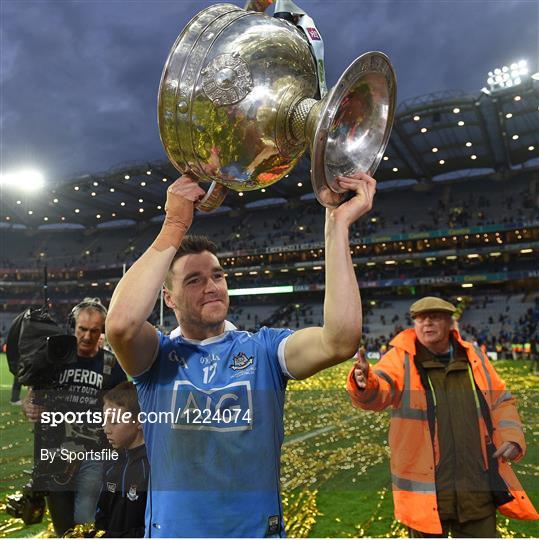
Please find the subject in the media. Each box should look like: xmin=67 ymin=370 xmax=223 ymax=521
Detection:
xmin=95 ymin=444 xmax=149 ymax=537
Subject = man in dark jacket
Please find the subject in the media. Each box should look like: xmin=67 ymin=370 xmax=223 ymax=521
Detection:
xmin=22 ymin=298 xmax=127 ymax=536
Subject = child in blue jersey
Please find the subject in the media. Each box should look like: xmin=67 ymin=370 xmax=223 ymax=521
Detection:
xmin=107 ymin=172 xmax=377 ymax=537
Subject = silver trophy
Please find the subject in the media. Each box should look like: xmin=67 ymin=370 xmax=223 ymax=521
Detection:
xmin=158 ymin=2 xmax=396 ymax=210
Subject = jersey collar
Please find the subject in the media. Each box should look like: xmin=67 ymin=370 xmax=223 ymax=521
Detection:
xmin=169 ymin=320 xmax=237 ymax=345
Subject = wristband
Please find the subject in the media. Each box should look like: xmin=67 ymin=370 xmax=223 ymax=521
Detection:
xmin=151 ymin=187 xmax=193 ymax=251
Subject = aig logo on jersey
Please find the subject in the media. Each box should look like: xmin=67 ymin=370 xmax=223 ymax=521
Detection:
xmin=171 ymin=380 xmax=253 ymax=432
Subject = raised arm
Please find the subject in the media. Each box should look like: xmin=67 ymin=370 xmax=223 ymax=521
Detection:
xmin=106 ymin=176 xmax=205 ymax=376
xmin=284 ymin=173 xmax=376 ymax=379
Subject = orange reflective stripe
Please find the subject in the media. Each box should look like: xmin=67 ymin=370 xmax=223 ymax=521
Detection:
xmin=473 ymin=344 xmax=493 ymax=392
xmin=493 ymin=390 xmax=512 ymax=409
xmin=394 ymin=352 xmax=429 ymax=421
xmin=391 ymin=474 xmax=436 ymax=494
xmin=391 ymin=407 xmax=428 ymax=420
xmin=498 ymin=419 xmax=523 ymax=431
xmin=373 ymin=368 xmax=396 ymax=402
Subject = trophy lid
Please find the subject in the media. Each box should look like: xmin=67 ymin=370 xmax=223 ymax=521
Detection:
xmin=310 ymin=52 xmax=396 ymax=207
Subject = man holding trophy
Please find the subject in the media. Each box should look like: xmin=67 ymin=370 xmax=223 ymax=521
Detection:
xmin=107 ymin=0 xmax=395 ymax=535
xmin=106 ymin=172 xmax=375 ymax=537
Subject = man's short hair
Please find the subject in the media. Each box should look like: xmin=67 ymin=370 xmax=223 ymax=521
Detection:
xmin=103 ymin=381 xmax=141 ymax=417
xmin=165 ymin=235 xmax=218 ymax=289
xmin=71 ymin=297 xmax=107 ymax=328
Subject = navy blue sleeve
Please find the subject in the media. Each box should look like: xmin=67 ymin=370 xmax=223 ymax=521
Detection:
xmin=94 ymin=468 xmax=110 ymax=531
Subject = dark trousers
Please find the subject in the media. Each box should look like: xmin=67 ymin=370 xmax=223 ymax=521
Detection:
xmin=409 ymin=513 xmax=497 ymax=538
xmin=46 ymin=492 xmax=75 ymax=536
xmin=11 ymin=375 xmax=21 ymax=402
xmin=45 ymin=460 xmax=103 ymax=536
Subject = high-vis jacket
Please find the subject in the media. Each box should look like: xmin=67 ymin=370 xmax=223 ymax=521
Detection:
xmin=346 ymin=328 xmax=538 ymax=534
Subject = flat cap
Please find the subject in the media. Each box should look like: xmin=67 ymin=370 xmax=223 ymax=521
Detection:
xmin=410 ymin=296 xmax=456 ymax=318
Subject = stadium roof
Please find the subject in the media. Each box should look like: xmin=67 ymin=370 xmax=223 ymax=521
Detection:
xmin=2 ymin=78 xmax=538 ymax=230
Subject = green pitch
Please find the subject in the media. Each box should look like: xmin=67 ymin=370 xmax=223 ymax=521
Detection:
xmin=0 ymin=354 xmax=537 ymax=537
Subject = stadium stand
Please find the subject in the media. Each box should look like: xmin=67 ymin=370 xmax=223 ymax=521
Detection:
xmin=1 ymin=80 xmax=538 ymax=356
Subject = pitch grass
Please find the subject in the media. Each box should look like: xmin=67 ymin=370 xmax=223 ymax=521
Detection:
xmin=0 ymin=354 xmax=537 ymax=537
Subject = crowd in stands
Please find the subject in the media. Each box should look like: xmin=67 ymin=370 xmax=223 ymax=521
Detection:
xmin=2 ymin=175 xmax=537 ymax=270
xmin=150 ymin=292 xmax=539 ymax=361
xmin=2 ymin=292 xmax=537 ymax=368
xmin=2 ymin=172 xmax=538 ymax=368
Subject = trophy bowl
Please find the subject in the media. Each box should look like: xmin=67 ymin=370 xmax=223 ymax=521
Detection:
xmin=158 ymin=3 xmax=396 ymax=210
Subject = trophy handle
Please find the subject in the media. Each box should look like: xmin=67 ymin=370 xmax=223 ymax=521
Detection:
xmin=195 ymin=181 xmax=229 ymax=213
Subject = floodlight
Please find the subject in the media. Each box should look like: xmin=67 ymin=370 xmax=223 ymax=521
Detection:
xmin=486 ymin=59 xmax=530 ymax=91
xmin=0 ymin=169 xmax=44 ymax=191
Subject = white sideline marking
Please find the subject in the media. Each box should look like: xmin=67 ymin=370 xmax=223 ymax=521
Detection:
xmin=285 ymin=425 xmax=335 ymax=445
xmin=284 ymin=416 xmax=357 ymax=445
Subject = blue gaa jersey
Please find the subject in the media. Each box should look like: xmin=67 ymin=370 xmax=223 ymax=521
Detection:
xmin=133 ymin=324 xmax=294 ymax=538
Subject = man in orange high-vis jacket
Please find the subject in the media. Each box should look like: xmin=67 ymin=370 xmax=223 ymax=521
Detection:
xmin=347 ymin=296 xmax=538 ymax=537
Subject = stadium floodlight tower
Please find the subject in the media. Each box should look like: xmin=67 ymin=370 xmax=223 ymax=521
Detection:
xmin=0 ymin=170 xmax=45 ymax=191
xmin=485 ymin=60 xmax=529 ymax=92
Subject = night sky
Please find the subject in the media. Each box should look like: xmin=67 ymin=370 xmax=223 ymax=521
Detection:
xmin=1 ymin=0 xmax=537 ymax=184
